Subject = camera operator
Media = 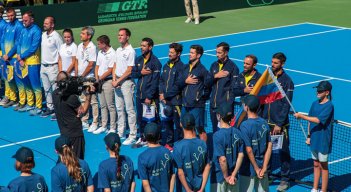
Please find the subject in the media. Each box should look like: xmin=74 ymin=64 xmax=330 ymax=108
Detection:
xmin=52 ymin=71 xmax=96 ymax=160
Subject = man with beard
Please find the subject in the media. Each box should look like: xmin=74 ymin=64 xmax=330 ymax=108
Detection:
xmin=233 ymin=54 xmax=261 ymax=97
xmin=261 ymin=52 xmax=294 ymax=191
xmin=16 ymin=11 xmax=42 ymax=115
xmin=40 ymin=16 xmax=63 ymax=117
xmin=159 ymin=43 xmax=184 ymax=151
xmin=178 ymin=44 xmax=210 ymax=142
xmin=132 ymin=37 xmax=162 ymax=147
xmin=207 ymin=42 xmax=239 ymax=133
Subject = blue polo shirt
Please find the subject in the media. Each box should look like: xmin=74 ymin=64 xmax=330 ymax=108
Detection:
xmin=51 ymin=160 xmax=93 ymax=192
xmin=173 ymin=138 xmax=209 ymax=191
xmin=213 ymin=127 xmax=244 ymax=183
xmin=138 ymin=146 xmax=174 ymax=192
xmin=308 ymin=100 xmax=334 ymax=154
xmin=239 ymin=117 xmax=271 ymax=177
xmin=7 ymin=173 xmax=48 ymax=192
xmin=98 ymin=156 xmax=134 ymax=192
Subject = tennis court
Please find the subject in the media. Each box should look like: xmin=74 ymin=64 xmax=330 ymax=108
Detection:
xmin=0 ymin=22 xmax=350 ymax=191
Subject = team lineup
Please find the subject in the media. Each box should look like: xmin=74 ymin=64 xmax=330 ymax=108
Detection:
xmin=0 ymin=6 xmax=334 ymax=192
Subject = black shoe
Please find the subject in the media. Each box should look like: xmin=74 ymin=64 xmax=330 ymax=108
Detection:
xmin=40 ymin=109 xmax=54 ymax=118
xmin=14 ymin=104 xmax=26 ymax=111
xmin=50 ymin=114 xmax=57 ymax=121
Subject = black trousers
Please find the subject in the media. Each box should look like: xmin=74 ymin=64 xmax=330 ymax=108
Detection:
xmin=162 ymin=105 xmax=183 ymax=146
xmin=70 ymin=136 xmax=85 ymax=160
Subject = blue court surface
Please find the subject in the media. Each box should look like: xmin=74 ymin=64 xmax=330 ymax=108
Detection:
xmin=0 ymin=22 xmax=350 ymax=191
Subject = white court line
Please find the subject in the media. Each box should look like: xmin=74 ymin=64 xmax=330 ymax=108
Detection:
xmin=0 ymin=133 xmax=60 ymax=148
xmin=305 ymin=22 xmax=350 ymax=30
xmin=0 ymin=128 xmax=88 ymax=149
xmin=152 ymin=22 xmax=309 ymax=48
xmin=204 ymin=53 xmax=351 ymax=83
xmin=202 ymin=28 xmax=345 ymax=53
xmin=150 ymin=22 xmax=346 ymax=49
xmin=158 ymin=28 xmax=345 ymax=60
xmin=295 ymin=78 xmax=334 ymax=87
xmin=291 ymin=155 xmax=351 ymax=175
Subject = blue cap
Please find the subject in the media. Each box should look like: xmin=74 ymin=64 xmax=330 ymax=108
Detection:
xmin=12 ymin=147 xmax=34 ymax=163
xmin=181 ymin=113 xmax=195 ymax=129
xmin=314 ymin=81 xmax=332 ymax=92
xmin=144 ymin=122 xmax=160 ymax=136
xmin=163 ymin=105 xmax=173 ymax=118
xmin=241 ymin=94 xmax=260 ymax=111
xmin=215 ymin=103 xmax=233 ymax=118
xmin=104 ymin=133 xmax=121 ymax=150
xmin=55 ymin=136 xmax=71 ymax=153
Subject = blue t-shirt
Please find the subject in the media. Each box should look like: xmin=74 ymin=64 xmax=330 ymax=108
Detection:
xmin=7 ymin=173 xmax=48 ymax=192
xmin=138 ymin=146 xmax=174 ymax=192
xmin=173 ymin=138 xmax=209 ymax=191
xmin=98 ymin=156 xmax=134 ymax=192
xmin=308 ymin=100 xmax=334 ymax=154
xmin=51 ymin=159 xmax=93 ymax=192
xmin=213 ymin=127 xmax=244 ymax=183
xmin=239 ymin=117 xmax=271 ymax=177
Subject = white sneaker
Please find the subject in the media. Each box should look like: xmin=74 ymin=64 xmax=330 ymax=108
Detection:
xmin=311 ymin=189 xmax=319 ymax=192
xmin=88 ymin=124 xmax=98 ymax=132
xmin=0 ymin=97 xmax=9 ymax=106
xmin=82 ymin=122 xmax=89 ymax=129
xmin=107 ymin=129 xmax=116 ymax=134
xmin=117 ymin=132 xmax=126 ymax=140
xmin=135 ymin=138 xmax=142 ymax=145
xmin=185 ymin=17 xmax=192 ymax=23
xmin=93 ymin=127 xmax=107 ymax=134
xmin=277 ymin=181 xmax=289 ymax=191
xmin=194 ymin=18 xmax=199 ymax=25
xmin=122 ymin=137 xmax=136 ymax=145
xmin=135 ymin=138 xmax=147 ymax=147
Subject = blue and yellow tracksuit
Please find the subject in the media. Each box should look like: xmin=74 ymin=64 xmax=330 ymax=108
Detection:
xmin=178 ymin=61 xmax=211 ymax=133
xmin=233 ymin=69 xmax=261 ymax=97
xmin=0 ymin=18 xmax=6 ymax=57
xmin=207 ymin=58 xmax=239 ymax=132
xmin=132 ymin=51 xmax=162 ymax=139
xmin=1 ymin=19 xmax=23 ymax=103
xmin=16 ymin=24 xmax=42 ymax=108
xmin=260 ymin=69 xmax=294 ymax=181
xmin=159 ymin=59 xmax=184 ymax=146
xmin=178 ymin=61 xmax=210 ymax=108
xmin=0 ymin=17 xmax=8 ymax=96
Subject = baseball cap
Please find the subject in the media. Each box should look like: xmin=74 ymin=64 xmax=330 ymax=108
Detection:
xmin=314 ymin=81 xmax=332 ymax=92
xmin=12 ymin=147 xmax=34 ymax=163
xmin=144 ymin=122 xmax=161 ymax=137
xmin=241 ymin=94 xmax=260 ymax=111
xmin=104 ymin=133 xmax=121 ymax=150
xmin=181 ymin=113 xmax=195 ymax=129
xmin=55 ymin=136 xmax=71 ymax=153
xmin=215 ymin=103 xmax=233 ymax=118
xmin=163 ymin=105 xmax=173 ymax=118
